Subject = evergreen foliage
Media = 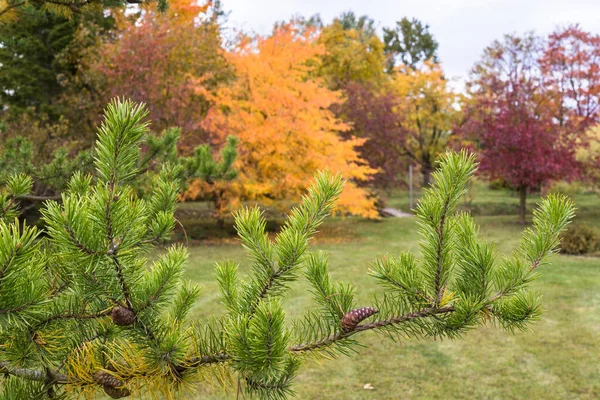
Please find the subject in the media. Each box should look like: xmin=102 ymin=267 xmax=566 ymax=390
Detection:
xmin=0 ymin=0 xmax=165 ymax=23
xmin=0 ymin=102 xmax=238 ymax=219
xmin=0 ymin=0 xmax=113 ymax=129
xmin=0 ymin=99 xmax=575 ymax=399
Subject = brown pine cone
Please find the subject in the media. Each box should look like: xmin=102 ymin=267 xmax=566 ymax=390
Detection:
xmin=94 ymin=370 xmax=123 ymax=388
xmin=111 ymin=307 xmax=135 ymax=326
xmin=94 ymin=370 xmax=131 ymax=399
xmin=103 ymin=385 xmax=131 ymax=399
xmin=341 ymin=307 xmax=379 ymax=332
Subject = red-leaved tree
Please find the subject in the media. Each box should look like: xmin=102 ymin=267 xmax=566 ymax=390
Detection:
xmin=464 ymin=33 xmax=579 ymax=223
xmin=334 ymin=82 xmax=407 ymax=189
xmin=470 ymin=94 xmax=577 ymax=223
xmin=90 ymin=0 xmax=231 ymax=152
xmin=541 ymin=24 xmax=600 ymax=131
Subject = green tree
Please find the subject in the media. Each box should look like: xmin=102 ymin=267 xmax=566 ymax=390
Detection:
xmin=0 ymin=4 xmax=114 ymax=159
xmin=336 ymin=10 xmax=376 ymax=38
xmin=383 ymin=17 xmax=439 ymax=72
xmin=0 ymin=9 xmax=75 ymax=118
xmin=0 ymin=99 xmax=575 ymax=399
xmin=0 ymin=0 xmax=165 ymax=22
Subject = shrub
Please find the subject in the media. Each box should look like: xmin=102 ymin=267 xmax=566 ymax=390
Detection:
xmin=488 ymin=178 xmax=509 ymax=190
xmin=548 ymin=180 xmax=590 ymax=196
xmin=560 ymin=224 xmax=600 ymax=255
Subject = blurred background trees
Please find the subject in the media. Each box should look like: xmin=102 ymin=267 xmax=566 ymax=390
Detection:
xmin=2 ymin=0 xmax=599 ymax=222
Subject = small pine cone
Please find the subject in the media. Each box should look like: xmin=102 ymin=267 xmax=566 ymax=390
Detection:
xmin=103 ymin=385 xmax=131 ymax=399
xmin=111 ymin=307 xmax=135 ymax=326
xmin=94 ymin=370 xmax=122 ymax=388
xmin=341 ymin=307 xmax=378 ymax=332
xmin=94 ymin=370 xmax=131 ymax=399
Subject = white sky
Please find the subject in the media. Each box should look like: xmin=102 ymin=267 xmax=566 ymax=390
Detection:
xmin=221 ymin=0 xmax=600 ymax=86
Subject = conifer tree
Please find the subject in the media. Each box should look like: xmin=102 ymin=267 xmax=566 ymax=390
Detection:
xmin=0 ymin=111 xmax=237 ymax=219
xmin=0 ymin=99 xmax=575 ymax=399
xmin=0 ymin=0 xmax=164 ymax=22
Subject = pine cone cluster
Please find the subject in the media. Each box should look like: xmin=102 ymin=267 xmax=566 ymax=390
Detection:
xmin=94 ymin=370 xmax=131 ymax=399
xmin=111 ymin=307 xmax=135 ymax=326
xmin=341 ymin=307 xmax=378 ymax=332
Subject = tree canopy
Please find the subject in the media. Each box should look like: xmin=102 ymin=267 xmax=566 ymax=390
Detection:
xmin=383 ymin=17 xmax=439 ymax=72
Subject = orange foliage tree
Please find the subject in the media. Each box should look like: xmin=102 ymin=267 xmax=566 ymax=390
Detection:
xmin=193 ymin=23 xmax=378 ymax=218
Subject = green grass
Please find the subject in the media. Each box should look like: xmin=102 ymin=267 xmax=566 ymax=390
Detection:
xmin=178 ymin=186 xmax=600 ymax=399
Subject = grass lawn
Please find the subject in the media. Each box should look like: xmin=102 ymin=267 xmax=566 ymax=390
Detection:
xmin=178 ymin=184 xmax=600 ymax=399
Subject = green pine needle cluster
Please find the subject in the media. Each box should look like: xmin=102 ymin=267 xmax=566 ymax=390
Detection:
xmin=0 ymin=99 xmax=575 ymax=400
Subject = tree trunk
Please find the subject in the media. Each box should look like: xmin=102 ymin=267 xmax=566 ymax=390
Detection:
xmin=213 ymin=188 xmax=226 ymax=231
xmin=519 ymin=185 xmax=527 ymax=224
xmin=422 ymin=165 xmax=432 ymax=187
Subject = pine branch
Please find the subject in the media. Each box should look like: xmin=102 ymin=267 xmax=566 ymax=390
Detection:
xmin=180 ymin=352 xmax=231 ymax=371
xmin=0 ymin=362 xmax=70 ymax=384
xmin=434 ymin=207 xmax=449 ymax=302
xmin=0 ymin=100 xmax=576 ymax=400
xmin=109 ymin=253 xmax=134 ymax=310
xmin=64 ymin=224 xmax=100 ymax=255
xmin=289 ymin=306 xmax=454 ymax=353
xmin=17 ymin=194 xmax=62 ymax=202
xmin=32 ymin=309 xmax=112 ymax=330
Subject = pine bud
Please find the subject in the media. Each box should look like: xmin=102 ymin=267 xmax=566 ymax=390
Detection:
xmin=341 ymin=307 xmax=378 ymax=332
xmin=94 ymin=370 xmax=130 ymax=399
xmin=111 ymin=307 xmax=135 ymax=326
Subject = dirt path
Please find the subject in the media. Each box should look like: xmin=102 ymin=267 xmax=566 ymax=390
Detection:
xmin=380 ymin=207 xmax=413 ymax=217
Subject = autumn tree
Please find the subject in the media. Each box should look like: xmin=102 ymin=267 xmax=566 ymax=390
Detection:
xmin=89 ymin=0 xmax=231 ymax=151
xmin=540 ymin=24 xmax=600 ymax=131
xmin=574 ymin=122 xmax=600 ymax=185
xmin=383 ymin=17 xmax=439 ymax=72
xmin=464 ymin=33 xmax=579 ymax=223
xmin=200 ymin=22 xmax=379 ymax=218
xmin=317 ymin=12 xmax=386 ymax=89
xmin=333 ymin=82 xmax=407 ymax=189
xmin=0 ymin=102 xmax=576 ymax=398
xmin=389 ymin=61 xmax=460 ymax=187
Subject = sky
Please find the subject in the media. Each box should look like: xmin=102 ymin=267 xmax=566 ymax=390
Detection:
xmin=221 ymin=0 xmax=600 ymax=86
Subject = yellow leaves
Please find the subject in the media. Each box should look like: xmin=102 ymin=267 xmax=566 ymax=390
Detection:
xmin=337 ymin=183 xmax=378 ymax=219
xmin=201 ymin=22 xmax=378 ymax=218
xmin=167 ymin=0 xmax=210 ymax=18
xmin=40 ymin=2 xmax=73 ymax=19
xmin=575 ymin=123 xmax=600 ymax=182
xmin=389 ymin=61 xmax=460 ymax=163
xmin=318 ymin=20 xmax=386 ymax=88
xmin=0 ymin=0 xmax=22 ymax=23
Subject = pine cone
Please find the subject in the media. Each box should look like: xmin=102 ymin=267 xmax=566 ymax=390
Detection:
xmin=341 ymin=307 xmax=378 ymax=332
xmin=111 ymin=307 xmax=135 ymax=326
xmin=103 ymin=385 xmax=131 ymax=399
xmin=94 ymin=370 xmax=131 ymax=399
